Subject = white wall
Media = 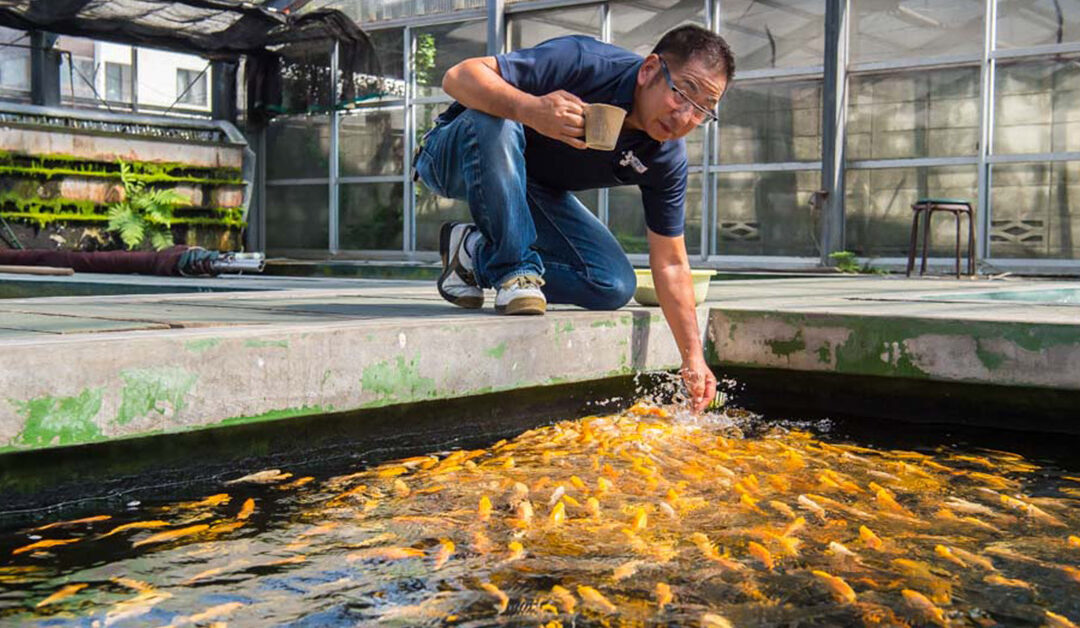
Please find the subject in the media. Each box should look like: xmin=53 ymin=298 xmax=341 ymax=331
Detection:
xmin=97 ymin=42 xmax=212 ymax=111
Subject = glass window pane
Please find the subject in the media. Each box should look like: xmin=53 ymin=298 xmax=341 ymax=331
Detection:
xmin=997 ymin=0 xmax=1080 ymax=48
xmin=574 ymin=190 xmax=600 ymax=216
xmin=851 ymin=0 xmax=984 ymax=64
xmin=316 ymin=0 xmax=484 ymax=23
xmin=176 ymin=68 xmax=208 ymax=106
xmin=845 ymin=165 xmax=977 ymax=257
xmin=994 ymin=57 xmax=1080 ymax=155
xmin=719 ymin=0 xmax=825 ymax=71
xmin=414 ymin=20 xmax=486 ymax=99
xmin=685 ymin=125 xmax=706 ymax=166
xmin=847 ymin=67 xmax=979 ymax=161
xmin=609 ymin=173 xmax=703 ymax=255
xmin=105 ymin=61 xmax=131 ymax=102
xmin=0 ymin=26 xmax=29 ymax=98
xmin=341 ymin=182 xmax=404 ymax=250
xmin=362 ymin=28 xmax=405 ymax=102
xmin=508 ymin=5 xmax=602 ymax=51
xmin=990 ymin=161 xmax=1080 ymax=259
xmin=266 ymin=185 xmax=328 ymax=251
xmin=718 ymin=80 xmax=822 ymax=163
xmin=340 ymin=107 xmax=405 ymax=176
xmin=612 ymin=0 xmax=707 ymax=59
xmin=415 ymin=186 xmax=471 ymax=252
xmin=715 ymin=170 xmax=819 ymax=256
xmin=266 ymin=115 xmax=331 ymax=180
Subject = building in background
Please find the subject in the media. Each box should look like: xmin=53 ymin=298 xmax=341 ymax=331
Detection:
xmin=1 ymin=1 xmax=1078 ymax=275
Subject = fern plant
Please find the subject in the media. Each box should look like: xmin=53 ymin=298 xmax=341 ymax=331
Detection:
xmin=107 ymin=160 xmax=187 ymax=250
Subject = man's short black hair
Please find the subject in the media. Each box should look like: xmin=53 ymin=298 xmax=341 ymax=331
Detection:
xmin=651 ymin=24 xmax=735 ymax=84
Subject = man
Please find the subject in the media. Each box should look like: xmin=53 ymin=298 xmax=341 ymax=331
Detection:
xmin=413 ymin=25 xmax=733 ymax=412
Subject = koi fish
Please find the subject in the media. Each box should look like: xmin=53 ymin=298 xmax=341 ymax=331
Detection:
xmin=36 ymin=583 xmax=87 ymax=608
xmin=550 ymin=501 xmax=566 ymax=526
xmin=612 ymin=560 xmax=640 ymax=580
xmin=701 ymin=613 xmax=735 ymax=628
xmin=859 ymin=525 xmax=884 ymax=551
xmin=31 ymin=515 xmax=111 ymax=532
xmin=748 ymin=541 xmax=774 ymax=570
xmin=100 ymin=520 xmax=171 ymax=538
xmin=1045 ymin=611 xmax=1080 ymax=628
xmin=827 ymin=541 xmax=858 ymax=560
xmin=433 ymin=538 xmax=454 ymax=570
xmin=347 ymin=546 xmax=425 ymax=561
xmin=184 ymin=601 xmax=246 ymax=624
xmin=947 ymin=546 xmax=996 ymax=571
xmin=586 ymin=497 xmax=601 ymax=518
xmin=551 ymin=585 xmax=576 ymax=614
xmin=983 ymin=574 xmax=1033 ymax=589
xmin=225 ymin=469 xmax=292 ymax=484
xmin=999 ymin=494 xmax=1066 ymax=527
xmin=769 ymin=500 xmax=796 ymax=519
xmin=1069 ymin=535 xmax=1080 ymax=549
xmin=655 ymin=582 xmax=673 ymax=610
xmin=812 ymin=570 xmax=856 ymax=603
xmin=392 ymin=479 xmax=410 ymax=498
xmin=901 ymin=589 xmax=947 ymax=626
xmin=132 ymin=524 xmax=210 ymax=548
xmin=236 ymin=498 xmax=255 ymax=521
xmin=12 ymin=538 xmax=80 ymax=555
xmin=480 ymin=582 xmax=509 ymax=613
xmin=577 ymin=585 xmax=617 ymax=614
xmin=631 ymin=506 xmax=648 ymax=532
xmin=797 ymin=494 xmax=827 ymax=521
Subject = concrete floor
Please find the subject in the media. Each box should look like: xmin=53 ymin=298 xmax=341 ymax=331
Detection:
xmin=1 ymin=270 xmax=1078 ymax=454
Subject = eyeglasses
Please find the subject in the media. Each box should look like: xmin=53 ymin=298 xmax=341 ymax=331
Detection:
xmin=657 ymin=56 xmax=719 ymax=124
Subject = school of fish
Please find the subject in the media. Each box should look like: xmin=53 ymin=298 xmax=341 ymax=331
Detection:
xmin=2 ymin=401 xmax=1080 ymax=626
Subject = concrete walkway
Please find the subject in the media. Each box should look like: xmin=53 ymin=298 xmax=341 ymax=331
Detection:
xmin=1 ymin=270 xmax=1078 ymax=455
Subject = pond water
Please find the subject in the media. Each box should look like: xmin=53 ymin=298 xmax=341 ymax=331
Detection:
xmin=1 ymin=402 xmax=1079 ymax=627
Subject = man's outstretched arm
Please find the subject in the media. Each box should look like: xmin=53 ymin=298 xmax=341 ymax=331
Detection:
xmin=442 ymin=57 xmax=587 ymax=149
xmin=647 ymin=229 xmax=717 ymax=413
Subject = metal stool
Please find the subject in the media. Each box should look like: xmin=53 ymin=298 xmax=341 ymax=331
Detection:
xmin=906 ymin=198 xmax=975 ymax=278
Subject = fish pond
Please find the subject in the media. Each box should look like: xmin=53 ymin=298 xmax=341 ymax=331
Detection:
xmin=1 ymin=400 xmax=1080 ymax=627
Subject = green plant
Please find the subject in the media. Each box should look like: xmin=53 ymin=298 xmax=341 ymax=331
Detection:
xmin=107 ymin=160 xmax=187 ymax=250
xmin=413 ymin=34 xmax=437 ymax=88
xmin=829 ymin=250 xmax=889 ymax=275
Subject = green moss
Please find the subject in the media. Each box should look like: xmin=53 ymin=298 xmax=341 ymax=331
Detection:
xmin=0 ymin=152 xmax=242 ymax=183
xmin=12 ymin=389 xmax=104 ymax=448
xmin=114 ymin=367 xmax=198 ymax=426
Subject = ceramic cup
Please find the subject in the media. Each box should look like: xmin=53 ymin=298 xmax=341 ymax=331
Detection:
xmin=584 ymin=103 xmax=627 ymax=151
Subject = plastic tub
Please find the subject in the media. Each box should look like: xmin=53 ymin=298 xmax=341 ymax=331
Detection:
xmin=633 ymin=268 xmax=715 ymax=306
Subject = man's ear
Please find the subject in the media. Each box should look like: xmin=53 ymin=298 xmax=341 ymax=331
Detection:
xmin=638 ymin=53 xmax=661 ymax=87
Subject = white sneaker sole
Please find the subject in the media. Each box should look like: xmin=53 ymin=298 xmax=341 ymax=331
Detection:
xmin=438 ymin=221 xmax=483 ymax=309
xmin=495 ymin=297 xmax=546 ymax=315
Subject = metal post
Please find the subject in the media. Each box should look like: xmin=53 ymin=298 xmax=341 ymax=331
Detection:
xmin=130 ymin=46 xmax=138 ymax=112
xmin=709 ymin=0 xmax=721 ymax=256
xmin=29 ymin=32 xmax=60 ymax=107
xmin=487 ymin=0 xmax=506 ymax=56
xmin=211 ymin=60 xmax=237 ymax=123
xmin=329 ymin=41 xmax=340 ymax=255
xmin=976 ymin=0 xmax=996 ymax=263
xmin=597 ymin=2 xmax=611 ymax=226
xmin=404 ymin=25 xmax=415 ymax=252
xmin=820 ymin=0 xmax=848 ymax=264
xmin=255 ymin=127 xmax=268 ymax=252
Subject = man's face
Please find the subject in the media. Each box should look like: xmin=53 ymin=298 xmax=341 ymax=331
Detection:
xmin=634 ymin=53 xmax=727 ymax=142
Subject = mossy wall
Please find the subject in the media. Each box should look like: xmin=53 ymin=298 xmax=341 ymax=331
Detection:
xmin=0 ymin=147 xmax=246 ymax=251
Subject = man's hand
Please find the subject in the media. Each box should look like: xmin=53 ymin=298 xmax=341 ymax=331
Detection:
xmin=680 ymin=355 xmax=718 ymax=413
xmin=520 ymin=90 xmax=587 ymax=149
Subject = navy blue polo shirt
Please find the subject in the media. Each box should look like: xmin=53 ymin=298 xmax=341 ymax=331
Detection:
xmin=436 ymin=35 xmax=687 ymax=237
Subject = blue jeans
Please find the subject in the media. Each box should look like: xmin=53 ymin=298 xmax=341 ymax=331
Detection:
xmin=415 ymin=109 xmax=636 ymax=310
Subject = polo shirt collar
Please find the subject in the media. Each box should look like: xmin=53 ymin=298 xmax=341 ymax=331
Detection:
xmin=612 ymin=59 xmax=642 ymax=112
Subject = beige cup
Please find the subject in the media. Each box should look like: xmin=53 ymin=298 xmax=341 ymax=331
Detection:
xmin=584 ymin=103 xmax=627 ymax=151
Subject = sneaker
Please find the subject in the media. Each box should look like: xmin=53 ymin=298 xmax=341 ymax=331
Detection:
xmin=438 ymin=221 xmax=483 ymax=309
xmin=495 ymin=274 xmax=546 ymax=315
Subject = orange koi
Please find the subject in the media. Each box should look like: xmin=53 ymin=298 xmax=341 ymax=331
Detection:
xmin=586 ymin=497 xmax=601 ymax=518
xmin=225 ymin=469 xmax=291 ymax=485
xmin=1069 ymin=535 xmax=1080 ymax=549
xmin=612 ymin=560 xmax=640 ymax=581
xmin=236 ymin=498 xmax=255 ymax=521
xmin=748 ymin=541 xmax=774 ymax=570
xmin=655 ymin=582 xmax=673 ymax=610
xmin=983 ymin=574 xmax=1033 ymax=589
xmin=347 ymin=546 xmax=425 ymax=561
xmin=812 ymin=570 xmax=856 ymax=603
xmin=31 ymin=515 xmax=111 ymax=532
xmin=630 ymin=506 xmax=648 ymax=532
xmin=550 ymin=501 xmax=566 ymax=526
xmin=768 ymin=500 xmax=796 ymax=519
xmin=933 ymin=545 xmax=966 ymax=568
xmin=185 ymin=601 xmax=245 ymax=624
xmin=35 ymin=583 xmax=87 ymax=608
xmin=100 ymin=521 xmax=171 ymax=538
xmin=1045 ymin=611 xmax=1080 ymax=628
xmin=480 ymin=582 xmax=509 ymax=613
xmin=133 ymin=524 xmax=209 ymax=548
xmin=506 ymin=541 xmax=525 ymax=562
xmin=392 ymin=479 xmax=410 ymax=498
xmin=859 ymin=525 xmax=884 ymax=551
xmin=901 ymin=589 xmax=947 ymax=626
xmin=701 ymin=613 xmax=735 ymax=628
xmin=478 ymin=495 xmax=493 ymax=521
xmin=433 ymin=538 xmax=454 ymax=570
xmin=577 ymin=585 xmax=617 ymax=614
xmin=999 ymin=494 xmax=1066 ymax=527
xmin=551 ymin=585 xmax=576 ymax=614
xmin=13 ymin=538 xmax=80 ymax=555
